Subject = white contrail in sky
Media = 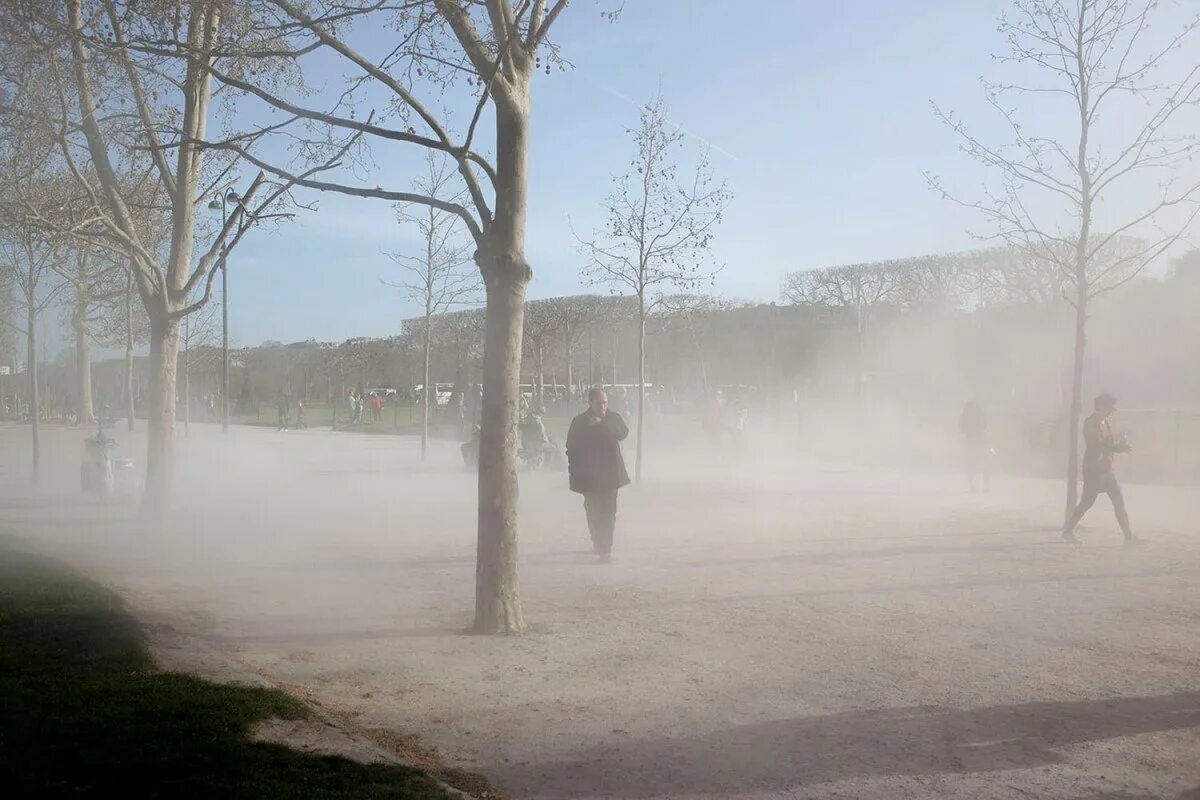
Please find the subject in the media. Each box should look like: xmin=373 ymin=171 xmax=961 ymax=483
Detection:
xmin=577 ymin=73 xmax=739 ymax=161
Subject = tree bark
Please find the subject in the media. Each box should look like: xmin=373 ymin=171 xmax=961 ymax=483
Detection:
xmin=854 ymin=307 xmax=866 ymax=402
xmin=535 ymin=342 xmax=544 ymax=408
xmin=73 ymin=255 xmax=94 ymax=425
xmin=27 ymin=297 xmax=39 ymax=483
xmin=421 ymin=312 xmax=431 ymax=460
xmin=1065 ymin=24 xmax=1093 ymax=528
xmin=636 ymin=294 xmax=646 ymax=483
xmin=183 ymin=316 xmax=190 ymax=436
xmin=473 ymin=93 xmax=532 ymax=635
xmin=142 ymin=315 xmax=180 ymax=522
xmin=1064 ymin=293 xmax=1087 ymax=524
xmin=564 ymin=324 xmax=574 ymax=396
xmin=125 ymin=265 xmax=135 ymax=431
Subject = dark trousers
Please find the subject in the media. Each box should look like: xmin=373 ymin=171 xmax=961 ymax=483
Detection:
xmin=1066 ymin=471 xmax=1133 ymax=538
xmin=584 ymin=490 xmax=618 ymax=555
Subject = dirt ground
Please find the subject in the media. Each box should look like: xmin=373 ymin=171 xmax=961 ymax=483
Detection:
xmin=3 ymin=421 xmax=1199 ymax=800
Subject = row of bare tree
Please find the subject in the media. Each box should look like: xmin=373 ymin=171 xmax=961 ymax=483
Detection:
xmin=0 ymin=0 xmax=1196 ymax=633
xmin=0 ymin=0 xmax=621 ymax=633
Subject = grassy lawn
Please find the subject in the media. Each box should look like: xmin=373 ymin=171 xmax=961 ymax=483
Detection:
xmin=0 ymin=540 xmax=456 ymax=799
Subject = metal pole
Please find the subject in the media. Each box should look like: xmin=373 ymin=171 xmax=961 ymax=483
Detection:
xmin=221 ymin=199 xmax=229 ymax=433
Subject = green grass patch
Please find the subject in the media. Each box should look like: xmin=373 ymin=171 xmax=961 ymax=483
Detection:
xmin=0 ymin=541 xmax=456 ymax=799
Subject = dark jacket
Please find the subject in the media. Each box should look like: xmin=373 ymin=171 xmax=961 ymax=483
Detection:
xmin=1081 ymin=412 xmax=1124 ymax=479
xmin=566 ymin=411 xmax=630 ymax=494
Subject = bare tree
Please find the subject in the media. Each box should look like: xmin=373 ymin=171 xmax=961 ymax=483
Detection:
xmin=521 ymin=298 xmax=561 ymax=407
xmin=527 ymin=294 xmax=612 ymax=397
xmin=204 ymin=0 xmax=605 ymax=633
xmin=0 ymin=197 xmax=68 ymax=481
xmin=385 ymin=153 xmax=480 ymax=460
xmin=53 ymin=242 xmax=129 ymax=426
xmin=180 ymin=292 xmax=220 ymax=435
xmin=781 ymin=261 xmax=903 ymax=399
xmin=579 ymin=96 xmax=730 ymax=481
xmin=929 ymin=0 xmax=1200 ymax=521
xmin=0 ymin=0 xmax=327 ymax=519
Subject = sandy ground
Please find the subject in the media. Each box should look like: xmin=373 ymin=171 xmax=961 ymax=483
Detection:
xmin=2 ymin=420 xmax=1200 ymax=800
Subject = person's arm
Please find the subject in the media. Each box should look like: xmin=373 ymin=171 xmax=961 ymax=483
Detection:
xmin=606 ymin=412 xmax=629 ymax=442
xmin=565 ymin=416 xmax=581 ymax=456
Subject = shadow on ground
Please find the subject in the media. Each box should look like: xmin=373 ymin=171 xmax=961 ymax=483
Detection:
xmin=0 ymin=539 xmax=456 ymax=799
xmin=485 ymin=692 xmax=1200 ymax=798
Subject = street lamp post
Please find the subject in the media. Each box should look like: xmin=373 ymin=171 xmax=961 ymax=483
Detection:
xmin=208 ymin=189 xmax=239 ymax=433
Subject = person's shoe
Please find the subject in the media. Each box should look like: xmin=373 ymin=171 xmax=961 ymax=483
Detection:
xmin=1061 ymin=530 xmax=1080 ymax=544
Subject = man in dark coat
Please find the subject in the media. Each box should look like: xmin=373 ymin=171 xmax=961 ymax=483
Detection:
xmin=1063 ymin=393 xmax=1139 ymax=545
xmin=566 ymin=387 xmax=630 ymax=562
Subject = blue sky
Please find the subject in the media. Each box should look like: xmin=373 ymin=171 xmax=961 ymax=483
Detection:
xmin=217 ymin=0 xmax=1195 ymax=348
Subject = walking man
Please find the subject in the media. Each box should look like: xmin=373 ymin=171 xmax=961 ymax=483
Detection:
xmin=566 ymin=387 xmax=630 ymax=562
xmin=1063 ymin=393 xmax=1140 ymax=545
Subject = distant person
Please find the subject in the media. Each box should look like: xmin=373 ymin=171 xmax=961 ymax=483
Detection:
xmin=959 ymin=399 xmax=991 ymax=492
xmin=566 ymin=388 xmax=630 ymax=562
xmin=1063 ymin=393 xmax=1140 ymax=545
xmin=704 ymin=388 xmax=726 ymax=446
xmin=521 ymin=406 xmax=557 ymax=468
xmin=453 ymin=390 xmax=467 ymax=438
xmin=730 ymin=398 xmax=749 ymax=453
xmin=296 ymin=401 xmax=306 ymax=429
xmin=353 ymin=392 xmax=364 ymax=425
xmin=371 ymin=391 xmax=383 ymax=423
xmin=276 ymin=390 xmax=289 ymax=430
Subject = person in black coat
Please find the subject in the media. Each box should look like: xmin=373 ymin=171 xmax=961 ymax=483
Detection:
xmin=566 ymin=387 xmax=630 ymax=562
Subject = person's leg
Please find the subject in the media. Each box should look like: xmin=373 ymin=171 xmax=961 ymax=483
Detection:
xmin=583 ymin=493 xmax=600 ymax=552
xmin=596 ymin=490 xmax=617 ymax=560
xmin=1102 ymin=474 xmax=1136 ymax=542
xmin=1064 ymin=478 xmax=1100 ymax=541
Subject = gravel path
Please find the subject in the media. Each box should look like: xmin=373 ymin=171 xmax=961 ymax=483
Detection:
xmin=4 ymin=422 xmax=1199 ymax=799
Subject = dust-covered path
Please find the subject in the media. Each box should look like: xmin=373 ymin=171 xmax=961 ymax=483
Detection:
xmin=3 ymin=422 xmax=1200 ymax=799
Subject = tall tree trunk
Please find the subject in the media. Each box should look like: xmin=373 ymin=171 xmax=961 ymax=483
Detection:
xmin=854 ymin=307 xmax=866 ymax=402
xmin=183 ymin=315 xmax=190 ymax=436
xmin=27 ymin=299 xmax=39 ymax=483
xmin=74 ymin=317 xmax=94 ymax=426
xmin=535 ymin=342 xmax=544 ymax=407
xmin=611 ymin=328 xmax=618 ymax=386
xmin=1064 ymin=291 xmax=1088 ymax=525
xmin=1067 ymin=43 xmax=1093 ymax=527
xmin=125 ymin=265 xmax=135 ymax=431
xmin=421 ymin=314 xmax=431 ymax=461
xmin=636 ymin=296 xmax=646 ymax=483
xmin=564 ymin=325 xmax=574 ymax=397
xmin=474 ymin=95 xmax=531 ymax=635
xmin=142 ymin=315 xmax=180 ymax=522
xmin=73 ymin=255 xmax=94 ymax=425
